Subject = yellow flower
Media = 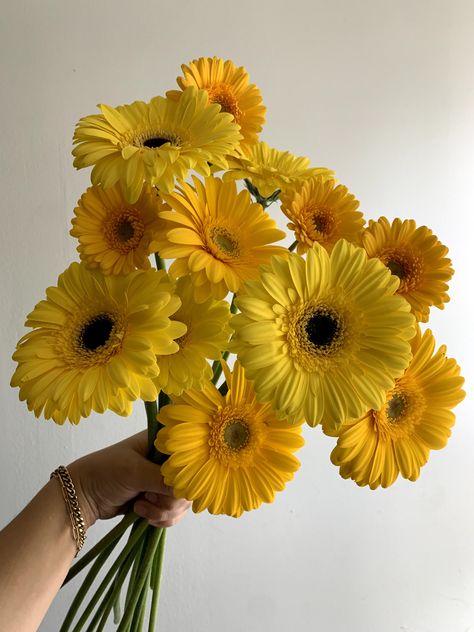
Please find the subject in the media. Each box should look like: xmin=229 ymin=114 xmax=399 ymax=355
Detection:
xmin=280 ymin=176 xmax=365 ymax=254
xmin=362 ymin=217 xmax=453 ymax=322
xmin=156 ymin=361 xmax=304 ymax=517
xmin=167 ymin=56 xmax=266 ymax=150
xmin=230 ymin=240 xmax=416 ymax=429
xmin=72 ymin=87 xmax=242 ymax=203
xmin=11 ymin=263 xmax=185 ymax=424
xmin=70 ymin=183 xmax=165 ymax=275
xmin=152 ymin=176 xmax=287 ymax=302
xmin=326 ymin=328 xmax=465 ymax=488
xmin=155 ymin=276 xmax=232 ymax=396
xmin=223 ymin=141 xmax=333 ymax=198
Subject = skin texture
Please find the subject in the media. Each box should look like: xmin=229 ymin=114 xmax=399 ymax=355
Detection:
xmin=0 ymin=431 xmax=191 ymax=632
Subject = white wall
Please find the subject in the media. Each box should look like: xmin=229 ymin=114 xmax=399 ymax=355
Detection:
xmin=1 ymin=1 xmax=473 ymax=631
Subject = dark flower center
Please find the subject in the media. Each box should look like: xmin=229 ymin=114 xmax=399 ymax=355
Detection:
xmin=80 ymin=314 xmax=114 ymax=352
xmin=223 ymin=420 xmax=250 ymax=450
xmin=386 ymin=393 xmax=407 ymax=421
xmin=143 ymin=137 xmax=171 ymax=148
xmin=386 ymin=259 xmax=406 ymax=280
xmin=306 ymin=310 xmax=339 ymax=348
xmin=312 ymin=208 xmax=334 ymax=235
xmin=116 ymin=219 xmax=135 ymax=242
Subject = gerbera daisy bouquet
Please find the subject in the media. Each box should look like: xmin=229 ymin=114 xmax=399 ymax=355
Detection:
xmin=10 ymin=56 xmax=465 ymax=630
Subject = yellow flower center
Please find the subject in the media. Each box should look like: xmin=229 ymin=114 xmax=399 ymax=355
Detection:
xmin=207 ymin=84 xmax=242 ymax=123
xmin=209 ymin=405 xmax=264 ymax=468
xmin=374 ymin=378 xmax=426 ymax=440
xmin=381 ymin=248 xmax=423 ymax=294
xmin=59 ymin=307 xmax=125 ymax=368
xmin=104 ymin=209 xmax=145 ymax=254
xmin=209 ymin=226 xmax=240 ymax=258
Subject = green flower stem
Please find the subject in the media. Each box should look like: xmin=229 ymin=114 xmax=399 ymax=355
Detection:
xmin=113 ymin=594 xmax=121 ymax=626
xmin=212 ymin=348 xmax=232 ymax=386
xmin=84 ymin=542 xmax=137 ymax=632
xmin=212 ymin=360 xmax=224 ymax=385
xmin=64 ymin=513 xmax=139 ymax=586
xmin=144 ymin=399 xmax=160 ymax=462
xmin=218 ymin=381 xmax=229 ymax=396
xmin=66 ymin=520 xmax=149 ymax=632
xmin=129 ymin=565 xmax=150 ymax=632
xmin=148 ymin=530 xmax=167 ymax=632
xmin=289 ymin=240 xmax=298 ymax=252
xmin=149 ymin=528 xmax=165 ymax=589
xmin=123 ymin=529 xmax=161 ymax=632
xmin=116 ymin=527 xmax=162 ymax=632
xmin=144 ymin=395 xmax=170 ymax=466
xmin=153 ymin=253 xmax=166 ymax=271
xmin=211 ymin=294 xmax=238 ymax=385
xmin=124 ymin=525 xmax=148 ymax=610
xmin=159 ymin=391 xmax=170 ymax=410
xmin=112 ymin=518 xmax=144 ymax=623
xmin=60 ymin=538 xmax=119 ymax=632
xmin=244 ymin=179 xmax=281 ymax=208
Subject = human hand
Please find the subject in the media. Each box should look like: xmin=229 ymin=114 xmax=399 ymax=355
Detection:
xmin=68 ymin=431 xmax=191 ymax=530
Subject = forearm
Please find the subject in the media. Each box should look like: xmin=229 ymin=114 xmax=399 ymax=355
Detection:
xmin=0 ymin=432 xmax=191 ymax=632
xmin=0 ymin=478 xmax=77 ymax=632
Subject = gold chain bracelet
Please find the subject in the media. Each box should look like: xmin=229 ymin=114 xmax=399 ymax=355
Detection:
xmin=50 ymin=465 xmax=86 ymax=556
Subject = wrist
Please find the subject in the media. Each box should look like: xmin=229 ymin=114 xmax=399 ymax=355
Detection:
xmin=65 ymin=462 xmax=98 ymax=531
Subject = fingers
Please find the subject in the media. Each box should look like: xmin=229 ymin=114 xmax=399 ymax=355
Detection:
xmin=133 ymin=493 xmax=192 ymax=528
xmin=124 ymin=455 xmax=175 ymax=497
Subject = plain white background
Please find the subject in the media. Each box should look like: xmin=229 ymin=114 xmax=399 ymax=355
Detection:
xmin=1 ymin=1 xmax=473 ymax=631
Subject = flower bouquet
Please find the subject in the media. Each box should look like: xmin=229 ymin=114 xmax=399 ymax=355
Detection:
xmin=10 ymin=56 xmax=465 ymax=630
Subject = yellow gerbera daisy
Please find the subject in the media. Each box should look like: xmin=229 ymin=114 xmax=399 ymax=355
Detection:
xmin=72 ymin=87 xmax=242 ymax=203
xmin=362 ymin=217 xmax=453 ymax=322
xmin=326 ymin=327 xmax=465 ymax=489
xmin=155 ymin=276 xmax=232 ymax=395
xmin=151 ymin=176 xmax=287 ymax=302
xmin=230 ymin=240 xmax=416 ymax=429
xmin=167 ymin=56 xmax=266 ymax=149
xmin=156 ymin=361 xmax=304 ymax=517
xmin=223 ymin=141 xmax=333 ymax=198
xmin=11 ymin=263 xmax=186 ymax=424
xmin=280 ymin=176 xmax=365 ymax=254
xmin=70 ymin=183 xmax=165 ymax=275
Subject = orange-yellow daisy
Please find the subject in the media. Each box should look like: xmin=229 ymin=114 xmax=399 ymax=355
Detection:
xmin=156 ymin=361 xmax=304 ymax=517
xmin=167 ymin=56 xmax=266 ymax=149
xmin=326 ymin=327 xmax=465 ymax=488
xmin=362 ymin=217 xmax=453 ymax=322
xmin=151 ymin=175 xmax=287 ymax=302
xmin=70 ymin=183 xmax=165 ymax=275
xmin=280 ymin=176 xmax=365 ymax=254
